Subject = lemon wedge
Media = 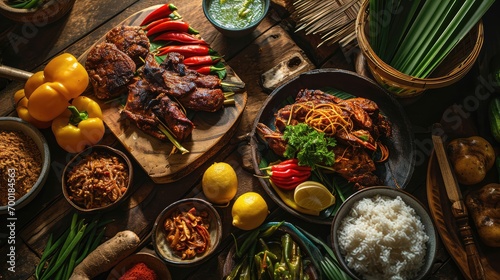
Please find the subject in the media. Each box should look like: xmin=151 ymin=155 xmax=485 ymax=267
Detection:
xmin=293 ymin=181 xmax=335 ymax=212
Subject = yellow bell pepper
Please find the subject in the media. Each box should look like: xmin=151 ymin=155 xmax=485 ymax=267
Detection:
xmin=52 ymin=96 xmax=105 ymax=153
xmin=26 ymin=53 xmax=89 ymax=122
xmin=13 ymin=89 xmax=52 ymax=129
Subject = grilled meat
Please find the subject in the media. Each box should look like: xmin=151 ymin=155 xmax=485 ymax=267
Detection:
xmin=105 ymin=25 xmax=150 ymax=66
xmin=142 ymin=53 xmax=197 ymax=98
xmin=142 ymin=52 xmax=224 ymax=112
xmin=153 ymin=95 xmax=195 ymax=141
xmin=331 ymin=145 xmax=382 ymax=189
xmin=121 ymin=78 xmax=166 ymax=140
xmin=122 ymin=78 xmax=194 ymax=141
xmin=256 ymin=89 xmax=392 ymax=189
xmin=178 ymin=87 xmax=224 ymax=112
xmin=86 ymin=42 xmax=136 ymax=100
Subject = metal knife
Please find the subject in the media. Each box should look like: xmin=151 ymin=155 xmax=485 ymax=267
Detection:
xmin=431 ymin=124 xmax=485 ymax=280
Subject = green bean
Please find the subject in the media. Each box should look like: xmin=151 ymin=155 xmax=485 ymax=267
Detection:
xmin=226 ymin=260 xmax=244 ymax=280
xmin=41 ymin=224 xmax=87 ymax=280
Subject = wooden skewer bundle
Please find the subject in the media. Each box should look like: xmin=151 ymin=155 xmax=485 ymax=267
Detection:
xmin=291 ymin=0 xmax=361 ymax=48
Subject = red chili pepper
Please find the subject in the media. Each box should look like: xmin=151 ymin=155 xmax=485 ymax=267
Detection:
xmin=144 ymin=18 xmax=172 ymax=31
xmin=189 ymin=65 xmax=226 ymax=75
xmin=153 ymin=32 xmax=208 ymax=45
xmin=183 ymin=55 xmax=221 ymax=66
xmin=147 ymin=21 xmax=199 ymax=36
xmin=157 ymin=44 xmax=216 ymax=57
xmin=263 ymin=159 xmax=311 ymax=190
xmin=270 ymin=175 xmax=310 ymax=190
xmin=141 ymin=3 xmax=178 ymax=26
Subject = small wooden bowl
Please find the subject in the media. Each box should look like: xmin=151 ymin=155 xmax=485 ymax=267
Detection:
xmin=62 ymin=145 xmax=133 ymax=213
xmin=0 ymin=0 xmax=75 ymax=24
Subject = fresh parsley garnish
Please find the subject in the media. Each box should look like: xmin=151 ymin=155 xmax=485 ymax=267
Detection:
xmin=282 ymin=123 xmax=336 ymax=168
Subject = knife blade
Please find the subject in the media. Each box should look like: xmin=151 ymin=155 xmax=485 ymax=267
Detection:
xmin=431 ymin=124 xmax=485 ymax=280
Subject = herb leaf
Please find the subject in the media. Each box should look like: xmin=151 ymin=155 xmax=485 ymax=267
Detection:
xmin=283 ymin=123 xmax=336 ymax=168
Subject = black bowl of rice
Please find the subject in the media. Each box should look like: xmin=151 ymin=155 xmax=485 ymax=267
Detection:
xmin=331 ymin=186 xmax=437 ymax=280
xmin=62 ymin=145 xmax=133 ymax=213
xmin=0 ymin=117 xmax=50 ymax=215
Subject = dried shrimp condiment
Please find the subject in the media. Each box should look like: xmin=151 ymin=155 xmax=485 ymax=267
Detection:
xmin=0 ymin=130 xmax=42 ymax=206
xmin=66 ymin=151 xmax=129 ymax=209
xmin=164 ymin=207 xmax=211 ymax=259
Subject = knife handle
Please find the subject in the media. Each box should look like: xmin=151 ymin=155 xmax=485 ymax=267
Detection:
xmin=454 ymin=208 xmax=485 ymax=280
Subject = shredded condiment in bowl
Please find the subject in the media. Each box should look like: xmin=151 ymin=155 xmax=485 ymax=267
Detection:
xmin=164 ymin=207 xmax=211 ymax=260
xmin=0 ymin=129 xmax=42 ymax=206
xmin=65 ymin=150 xmax=129 ymax=209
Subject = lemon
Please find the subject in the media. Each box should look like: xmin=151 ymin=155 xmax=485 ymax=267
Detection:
xmin=293 ymin=181 xmax=335 ymax=212
xmin=232 ymin=192 xmax=269 ymax=230
xmin=202 ymin=162 xmax=238 ymax=204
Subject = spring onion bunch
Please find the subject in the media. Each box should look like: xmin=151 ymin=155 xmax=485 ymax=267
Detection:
xmin=35 ymin=214 xmax=110 ymax=280
xmin=369 ymin=0 xmax=495 ymax=78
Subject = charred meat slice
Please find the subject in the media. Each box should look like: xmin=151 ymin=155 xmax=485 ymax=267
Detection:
xmin=295 ymin=88 xmax=343 ymax=104
xmin=121 ymin=78 xmax=166 ymax=140
xmin=178 ymin=88 xmax=225 ymax=112
xmin=142 ymin=53 xmax=197 ymax=98
xmin=331 ymin=145 xmax=381 ymax=189
xmin=153 ymin=95 xmax=195 ymax=141
xmin=86 ymin=42 xmax=136 ymax=100
xmin=105 ymin=25 xmax=150 ymax=66
xmin=122 ymin=78 xmax=194 ymax=141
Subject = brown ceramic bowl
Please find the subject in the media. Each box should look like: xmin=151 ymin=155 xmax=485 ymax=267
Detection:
xmin=106 ymin=252 xmax=171 ymax=280
xmin=0 ymin=117 xmax=50 ymax=215
xmin=62 ymin=145 xmax=133 ymax=213
xmin=0 ymin=0 xmax=75 ymax=24
xmin=152 ymin=198 xmax=222 ymax=266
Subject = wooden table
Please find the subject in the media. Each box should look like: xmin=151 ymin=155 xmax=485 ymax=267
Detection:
xmin=1 ymin=0 xmax=497 ymax=279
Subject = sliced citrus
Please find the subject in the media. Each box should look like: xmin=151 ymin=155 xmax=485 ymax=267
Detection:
xmin=293 ymin=181 xmax=335 ymax=212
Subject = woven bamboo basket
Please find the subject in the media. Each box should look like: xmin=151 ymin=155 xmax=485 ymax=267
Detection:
xmin=356 ymin=0 xmax=484 ymax=98
xmin=0 ymin=0 xmax=75 ymax=24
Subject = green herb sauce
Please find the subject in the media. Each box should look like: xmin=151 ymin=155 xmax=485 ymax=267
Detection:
xmin=208 ymin=0 xmax=265 ymax=29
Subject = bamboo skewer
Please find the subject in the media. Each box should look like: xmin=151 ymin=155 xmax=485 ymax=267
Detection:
xmin=291 ymin=0 xmax=361 ymax=48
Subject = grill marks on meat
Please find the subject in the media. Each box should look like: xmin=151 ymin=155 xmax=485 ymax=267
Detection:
xmin=86 ymin=42 xmax=136 ymax=100
xmin=141 ymin=52 xmax=224 ymax=112
xmin=86 ymin=27 xmax=225 ymax=142
xmin=153 ymin=96 xmax=195 ymax=141
xmin=121 ymin=78 xmax=194 ymax=141
xmin=178 ymin=87 xmax=224 ymax=112
xmin=142 ymin=53 xmax=197 ymax=98
xmin=105 ymin=25 xmax=150 ymax=66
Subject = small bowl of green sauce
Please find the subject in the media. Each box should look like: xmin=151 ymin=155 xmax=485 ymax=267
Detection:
xmin=203 ymin=0 xmax=270 ymax=38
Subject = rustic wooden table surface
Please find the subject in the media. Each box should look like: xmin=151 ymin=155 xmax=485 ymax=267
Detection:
xmin=1 ymin=0 xmax=498 ymax=279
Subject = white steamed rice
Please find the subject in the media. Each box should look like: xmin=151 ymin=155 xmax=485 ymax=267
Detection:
xmin=337 ymin=195 xmax=429 ymax=280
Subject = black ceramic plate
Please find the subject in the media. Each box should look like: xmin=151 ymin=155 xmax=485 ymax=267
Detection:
xmin=249 ymin=69 xmax=415 ymax=225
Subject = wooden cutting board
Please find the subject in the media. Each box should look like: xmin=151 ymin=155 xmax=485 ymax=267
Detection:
xmin=79 ymin=5 xmax=247 ymax=184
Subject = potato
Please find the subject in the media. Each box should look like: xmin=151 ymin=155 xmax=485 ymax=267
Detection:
xmin=465 ymin=183 xmax=500 ymax=247
xmin=447 ymin=136 xmax=495 ymax=185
